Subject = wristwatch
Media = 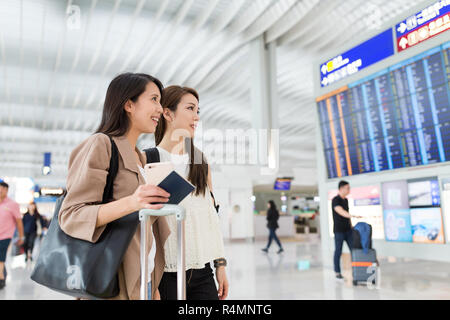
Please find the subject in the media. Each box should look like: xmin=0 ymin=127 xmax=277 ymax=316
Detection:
xmin=213 ymin=258 xmax=227 ymax=268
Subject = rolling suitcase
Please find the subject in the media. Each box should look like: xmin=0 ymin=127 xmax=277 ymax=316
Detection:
xmin=351 ymin=224 xmax=378 ymax=286
xmin=139 ymin=204 xmax=186 ymax=300
xmin=351 ymin=248 xmax=378 ymax=286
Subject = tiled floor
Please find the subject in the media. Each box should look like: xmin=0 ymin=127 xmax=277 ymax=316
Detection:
xmin=2 ymin=237 xmax=450 ymax=300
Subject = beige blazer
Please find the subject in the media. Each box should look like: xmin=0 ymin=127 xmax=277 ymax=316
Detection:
xmin=59 ymin=133 xmax=170 ymax=300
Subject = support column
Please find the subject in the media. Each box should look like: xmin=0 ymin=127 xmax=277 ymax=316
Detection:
xmin=250 ymin=35 xmax=279 ymax=175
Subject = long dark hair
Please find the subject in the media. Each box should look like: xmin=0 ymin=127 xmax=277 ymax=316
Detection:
xmin=27 ymin=202 xmax=41 ymax=219
xmin=268 ymin=200 xmax=277 ymax=211
xmin=95 ymin=73 xmax=164 ymax=137
xmin=155 ymin=85 xmax=208 ymax=196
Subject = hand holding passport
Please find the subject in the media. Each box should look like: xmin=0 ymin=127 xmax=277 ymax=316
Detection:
xmin=144 ymin=162 xmax=195 ymax=205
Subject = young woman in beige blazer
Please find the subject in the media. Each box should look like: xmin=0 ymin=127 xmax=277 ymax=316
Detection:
xmin=59 ymin=73 xmax=171 ymax=300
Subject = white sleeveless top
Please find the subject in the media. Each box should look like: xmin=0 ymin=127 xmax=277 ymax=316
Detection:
xmin=137 ymin=165 xmax=157 ymax=281
xmin=156 ymin=147 xmax=226 ymax=272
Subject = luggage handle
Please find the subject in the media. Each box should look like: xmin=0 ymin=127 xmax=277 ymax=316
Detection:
xmin=139 ymin=204 xmax=186 ymax=300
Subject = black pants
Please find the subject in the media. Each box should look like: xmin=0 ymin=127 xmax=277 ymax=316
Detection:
xmin=159 ymin=263 xmax=218 ymax=300
xmin=334 ymin=230 xmax=353 ymax=274
xmin=24 ymin=232 xmax=37 ymax=257
xmin=266 ymin=228 xmax=282 ymax=249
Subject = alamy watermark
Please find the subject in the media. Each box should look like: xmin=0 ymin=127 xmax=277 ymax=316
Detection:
xmin=366 ymin=264 xmax=381 ymax=290
xmin=161 ymin=121 xmax=280 ymax=175
xmin=66 ymin=265 xmax=82 ymax=290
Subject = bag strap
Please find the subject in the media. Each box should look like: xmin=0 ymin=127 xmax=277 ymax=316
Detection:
xmin=210 ymin=190 xmax=220 ymax=214
xmin=143 ymin=147 xmax=160 ymax=164
xmin=102 ymin=137 xmax=119 ymax=203
xmin=53 ymin=136 xmax=119 ymax=220
xmin=205 ymin=165 xmax=220 ymax=214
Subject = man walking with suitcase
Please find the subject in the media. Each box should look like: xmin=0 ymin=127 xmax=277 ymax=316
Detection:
xmin=331 ymin=181 xmax=361 ymax=281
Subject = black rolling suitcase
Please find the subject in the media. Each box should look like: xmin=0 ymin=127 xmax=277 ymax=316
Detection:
xmin=351 ymin=224 xmax=378 ymax=286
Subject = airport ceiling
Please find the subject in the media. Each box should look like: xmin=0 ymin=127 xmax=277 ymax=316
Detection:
xmin=0 ymin=0 xmax=423 ymax=185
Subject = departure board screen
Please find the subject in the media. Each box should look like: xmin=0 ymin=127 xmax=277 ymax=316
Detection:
xmin=318 ymin=41 xmax=450 ymax=179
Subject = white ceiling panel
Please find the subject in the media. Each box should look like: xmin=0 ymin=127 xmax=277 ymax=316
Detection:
xmin=0 ymin=0 xmax=424 ymax=185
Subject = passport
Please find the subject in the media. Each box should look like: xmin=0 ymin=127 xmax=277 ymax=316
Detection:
xmin=144 ymin=161 xmax=196 ymax=205
xmin=157 ymin=171 xmax=195 ymax=204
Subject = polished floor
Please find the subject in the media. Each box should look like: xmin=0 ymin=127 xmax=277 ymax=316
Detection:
xmin=1 ymin=236 xmax=450 ymax=300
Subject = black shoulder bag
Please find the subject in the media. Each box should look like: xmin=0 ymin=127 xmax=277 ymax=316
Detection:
xmin=31 ymin=137 xmax=140 ymax=299
xmin=143 ymin=147 xmax=220 ymax=213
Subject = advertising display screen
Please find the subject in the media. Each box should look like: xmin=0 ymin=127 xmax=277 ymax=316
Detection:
xmin=407 ymin=178 xmax=441 ymax=207
xmin=410 ymin=207 xmax=445 ymax=243
xmin=327 ymin=179 xmax=446 ymax=243
xmin=383 ymin=209 xmax=413 ymax=242
xmin=327 ymin=185 xmax=384 ymax=239
xmin=274 ymin=178 xmax=291 ymax=191
xmin=318 ymin=41 xmax=450 ymax=179
xmin=382 ymin=180 xmax=410 ymax=210
xmin=347 ymin=185 xmax=384 ymax=240
xmin=381 ymin=180 xmax=413 ymax=242
xmin=381 ymin=178 xmax=444 ymax=243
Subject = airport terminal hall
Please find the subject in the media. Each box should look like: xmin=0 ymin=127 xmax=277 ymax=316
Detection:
xmin=2 ymin=0 xmax=450 ymax=303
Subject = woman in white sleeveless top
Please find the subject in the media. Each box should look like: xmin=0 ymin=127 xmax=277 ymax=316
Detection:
xmin=154 ymin=85 xmax=229 ymax=300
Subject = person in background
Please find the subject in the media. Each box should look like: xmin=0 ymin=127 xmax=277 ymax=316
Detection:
xmin=331 ymin=180 xmax=361 ymax=281
xmin=0 ymin=181 xmax=25 ymax=289
xmin=45 ymin=189 xmax=67 ymax=230
xmin=38 ymin=215 xmax=49 ymax=239
xmin=262 ymin=200 xmax=284 ymax=254
xmin=22 ymin=202 xmax=47 ymax=262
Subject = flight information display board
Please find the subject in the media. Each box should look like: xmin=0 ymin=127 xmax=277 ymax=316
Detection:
xmin=318 ymin=41 xmax=450 ymax=179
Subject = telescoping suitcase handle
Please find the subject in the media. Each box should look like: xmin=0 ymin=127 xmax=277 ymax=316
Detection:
xmin=139 ymin=204 xmax=186 ymax=300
